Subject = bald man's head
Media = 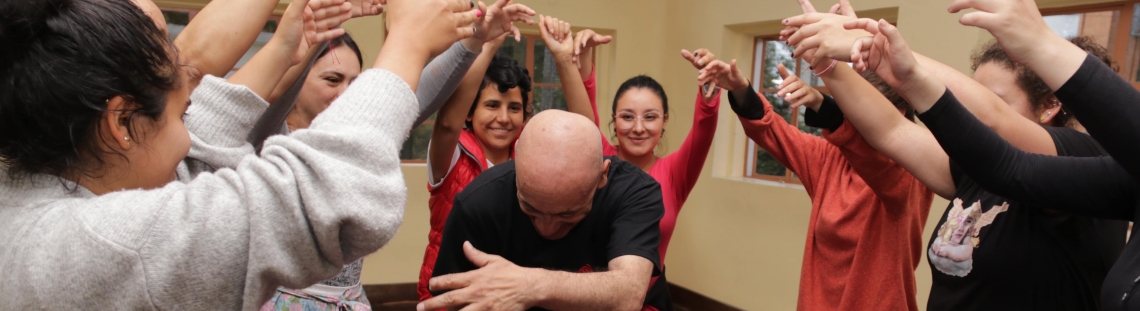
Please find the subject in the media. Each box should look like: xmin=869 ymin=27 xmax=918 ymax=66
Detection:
xmin=515 ymin=110 xmax=611 ymax=240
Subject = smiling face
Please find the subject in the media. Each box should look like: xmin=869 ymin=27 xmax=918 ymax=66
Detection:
xmin=288 ymin=44 xmax=362 ymax=131
xmin=613 ymin=88 xmax=667 ymax=158
xmin=468 ymin=84 xmax=526 ymax=152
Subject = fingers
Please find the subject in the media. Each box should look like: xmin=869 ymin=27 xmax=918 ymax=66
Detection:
xmin=463 ymin=241 xmax=496 ymax=268
xmin=313 ymin=26 xmax=347 ymax=42
xmin=843 ymin=17 xmax=881 ymax=34
xmin=796 ymin=0 xmax=817 ymax=14
xmin=792 ymin=36 xmax=820 ymax=59
xmin=453 ymin=9 xmax=482 ymax=40
xmin=947 ymin=0 xmax=978 ymax=13
xmin=850 ymin=36 xmax=873 ymax=72
xmin=419 ymin=287 xmax=475 ymax=311
xmin=828 ymin=3 xmax=841 ymax=14
xmin=839 ymin=0 xmax=857 ymax=17
xmin=783 ymin=13 xmax=824 ymax=27
xmin=303 ymin=7 xmax=317 ymax=45
xmin=958 ymin=11 xmax=1000 ymax=29
xmin=784 ymin=85 xmax=811 ymax=102
xmin=695 ymin=48 xmax=715 ymax=67
xmin=511 ymin=24 xmax=521 ymax=42
xmin=785 ymin=19 xmax=825 ymax=46
xmin=561 ymin=18 xmax=572 ymax=43
xmin=779 ymin=26 xmax=800 ymax=41
xmin=428 ymin=271 xmax=475 ymax=292
xmin=776 ymin=63 xmax=792 ymax=79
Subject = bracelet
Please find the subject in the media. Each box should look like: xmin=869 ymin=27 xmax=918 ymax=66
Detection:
xmin=811 ymin=60 xmax=839 ymax=77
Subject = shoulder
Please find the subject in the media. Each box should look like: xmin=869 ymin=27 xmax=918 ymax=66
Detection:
xmin=600 ymin=157 xmax=662 ymax=200
xmin=1044 ymin=126 xmax=1106 ymax=157
xmin=453 ymin=161 xmax=519 ymax=217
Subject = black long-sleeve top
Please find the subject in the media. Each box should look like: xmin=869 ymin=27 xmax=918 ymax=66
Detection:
xmin=1055 ymin=55 xmax=1140 ymax=181
xmin=918 ymin=87 xmax=1140 ymax=310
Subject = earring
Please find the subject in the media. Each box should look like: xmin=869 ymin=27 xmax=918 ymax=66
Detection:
xmin=1040 ymin=111 xmax=1051 ymax=122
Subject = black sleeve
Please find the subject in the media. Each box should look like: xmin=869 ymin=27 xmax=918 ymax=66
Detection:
xmin=726 ymin=85 xmax=766 ymax=120
xmin=430 ymin=199 xmax=483 ymax=295
xmin=607 ymin=175 xmax=665 ymax=276
xmin=803 ymin=94 xmax=843 ymax=132
xmin=918 ymin=89 xmax=1137 ymax=220
xmin=1054 ymin=53 xmax=1140 ymax=180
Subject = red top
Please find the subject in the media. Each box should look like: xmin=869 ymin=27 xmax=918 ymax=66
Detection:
xmin=419 ymin=130 xmax=509 ymax=301
xmin=740 ymin=95 xmax=932 ymax=311
xmin=584 ymin=72 xmax=719 ymax=261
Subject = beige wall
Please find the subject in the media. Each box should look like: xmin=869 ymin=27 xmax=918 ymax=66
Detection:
xmin=158 ymin=0 xmax=1119 ymax=309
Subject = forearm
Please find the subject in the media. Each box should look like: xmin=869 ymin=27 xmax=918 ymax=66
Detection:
xmin=532 ymin=268 xmax=647 ymax=311
xmin=915 ymin=52 xmax=1056 ymax=155
xmin=919 ymin=89 xmax=1136 ymax=219
xmin=413 ymin=41 xmax=480 ymax=128
xmin=175 ymin=0 xmax=279 ymax=86
xmin=268 ymin=44 xmax=322 ymax=103
xmin=1024 ymin=33 xmax=1090 ymax=91
xmin=228 ymin=40 xmax=294 ymax=100
xmin=578 ymin=47 xmax=595 ymax=81
xmin=558 ymin=59 xmax=595 ymax=124
xmin=1054 ymin=54 xmax=1140 ymax=180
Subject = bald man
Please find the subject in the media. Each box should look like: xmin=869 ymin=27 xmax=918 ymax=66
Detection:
xmin=420 ymin=110 xmax=672 ymax=311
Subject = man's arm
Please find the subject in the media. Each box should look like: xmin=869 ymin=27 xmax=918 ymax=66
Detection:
xmin=531 ymin=255 xmax=652 ymax=311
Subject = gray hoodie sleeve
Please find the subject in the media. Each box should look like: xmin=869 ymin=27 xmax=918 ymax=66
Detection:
xmin=412 ymin=41 xmax=480 ymax=127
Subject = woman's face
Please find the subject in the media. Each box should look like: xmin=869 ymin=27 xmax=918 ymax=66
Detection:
xmin=289 ymin=45 xmax=362 ymax=130
xmin=468 ymin=85 xmax=526 ymax=152
xmin=973 ymin=62 xmax=1049 ymax=125
xmin=613 ymin=88 xmax=667 ymax=158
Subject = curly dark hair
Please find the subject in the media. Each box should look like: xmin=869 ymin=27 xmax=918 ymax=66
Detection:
xmin=467 ymin=54 xmax=534 ymax=126
xmin=0 ymin=0 xmax=182 ymax=179
xmin=972 ymin=36 xmax=1117 ymax=127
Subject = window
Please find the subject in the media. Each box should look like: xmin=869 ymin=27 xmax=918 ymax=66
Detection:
xmin=160 ymin=8 xmax=278 ymax=77
xmin=1042 ymin=1 xmax=1140 ymax=89
xmin=743 ymin=37 xmax=828 ymax=183
xmin=399 ymin=34 xmax=572 ymax=161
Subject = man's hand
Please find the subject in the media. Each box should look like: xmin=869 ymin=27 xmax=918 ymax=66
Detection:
xmin=419 ymin=241 xmax=540 ymax=311
xmin=776 ymin=64 xmax=825 ymax=112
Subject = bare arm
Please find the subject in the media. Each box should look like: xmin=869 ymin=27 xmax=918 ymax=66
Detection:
xmin=174 ymin=0 xmax=282 ymax=88
xmin=427 ymin=40 xmax=502 ymax=183
xmin=819 ymin=63 xmax=956 ymax=198
xmin=531 ymin=255 xmax=652 ymax=311
xmin=540 ymin=15 xmax=594 ymax=123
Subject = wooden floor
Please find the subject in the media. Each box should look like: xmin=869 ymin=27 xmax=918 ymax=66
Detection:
xmin=363 ymin=282 xmax=742 ymax=311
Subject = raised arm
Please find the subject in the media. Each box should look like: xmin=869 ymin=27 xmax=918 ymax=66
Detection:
xmin=174 ymin=0 xmax=281 ymax=87
xmin=655 ymin=49 xmax=722 ymax=201
xmin=228 ymin=0 xmax=351 ymax=100
xmin=784 ymin=9 xmax=1059 ymax=155
xmin=428 ymin=39 xmax=504 ymax=183
xmin=855 ymin=18 xmax=1137 ymax=219
xmin=702 ymin=59 xmax=832 ymax=188
xmin=539 ymin=15 xmax=593 ymax=124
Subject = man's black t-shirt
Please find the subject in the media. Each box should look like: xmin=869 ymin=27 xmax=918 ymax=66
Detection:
xmin=926 ymin=126 xmax=1129 ymax=311
xmin=431 ymin=157 xmax=672 ymax=311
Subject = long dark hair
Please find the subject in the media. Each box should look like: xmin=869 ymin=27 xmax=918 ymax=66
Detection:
xmin=316 ymin=31 xmax=363 ymax=69
xmin=0 ymin=0 xmax=182 ymax=179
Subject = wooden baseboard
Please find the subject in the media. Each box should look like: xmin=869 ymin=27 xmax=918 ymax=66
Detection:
xmin=364 ymin=282 xmax=742 ymax=311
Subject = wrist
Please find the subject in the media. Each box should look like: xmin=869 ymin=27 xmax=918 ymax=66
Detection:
xmin=528 ymin=268 xmax=554 ymax=307
xmin=264 ymin=38 xmax=300 ymax=65
xmin=462 ymin=37 xmax=484 ymax=53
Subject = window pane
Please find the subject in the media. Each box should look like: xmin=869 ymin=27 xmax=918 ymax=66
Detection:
xmin=399 ymin=123 xmax=433 ymax=160
xmin=533 ymin=86 xmax=567 ymax=113
xmin=752 ymin=39 xmax=764 ymax=93
xmin=1044 ymin=10 xmax=1119 ymax=50
xmin=533 ymin=40 xmax=560 ymax=84
xmin=761 ymin=40 xmax=798 ymax=90
xmin=497 ymin=36 xmax=527 ymax=68
xmin=162 ymin=10 xmax=190 ymax=41
xmin=754 ymin=148 xmax=787 ymax=176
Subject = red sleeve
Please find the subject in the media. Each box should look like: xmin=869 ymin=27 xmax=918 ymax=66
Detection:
xmin=739 ymin=94 xmax=830 ymax=189
xmin=584 ymin=67 xmax=619 ymax=156
xmin=655 ymin=88 xmax=720 ymax=204
xmin=822 ymin=121 xmax=930 ymax=210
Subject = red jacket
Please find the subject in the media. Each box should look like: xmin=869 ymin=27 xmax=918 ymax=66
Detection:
xmin=741 ymin=95 xmax=932 ymax=311
xmin=418 ymin=129 xmax=511 ymax=301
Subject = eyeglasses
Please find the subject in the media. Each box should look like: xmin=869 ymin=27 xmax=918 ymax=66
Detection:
xmin=613 ymin=112 xmax=664 ymax=129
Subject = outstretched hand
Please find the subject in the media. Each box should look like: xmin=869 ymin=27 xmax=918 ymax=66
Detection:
xmin=284 ymin=0 xmax=351 ymax=64
xmin=946 ymin=0 xmax=1053 ymax=66
xmin=846 ymin=18 xmax=946 ymax=109
xmin=384 ymin=0 xmax=482 ymax=57
xmin=776 ymin=64 xmax=825 ymax=112
xmin=419 ymin=241 xmax=538 ymax=311
xmin=779 ymin=0 xmax=858 ymax=64
xmin=698 ymin=59 xmax=749 ymax=92
xmin=539 ymin=15 xmax=576 ymax=64
xmin=572 ymin=29 xmax=612 ymax=66
xmin=682 ymin=49 xmax=722 ymax=100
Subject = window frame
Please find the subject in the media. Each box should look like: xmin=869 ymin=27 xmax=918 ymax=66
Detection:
xmin=1040 ymin=0 xmax=1140 ymax=89
xmin=743 ymin=36 xmax=829 ymax=184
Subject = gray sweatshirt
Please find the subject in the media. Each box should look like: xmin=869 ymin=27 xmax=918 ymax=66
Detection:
xmin=0 ymin=69 xmax=416 ymax=310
